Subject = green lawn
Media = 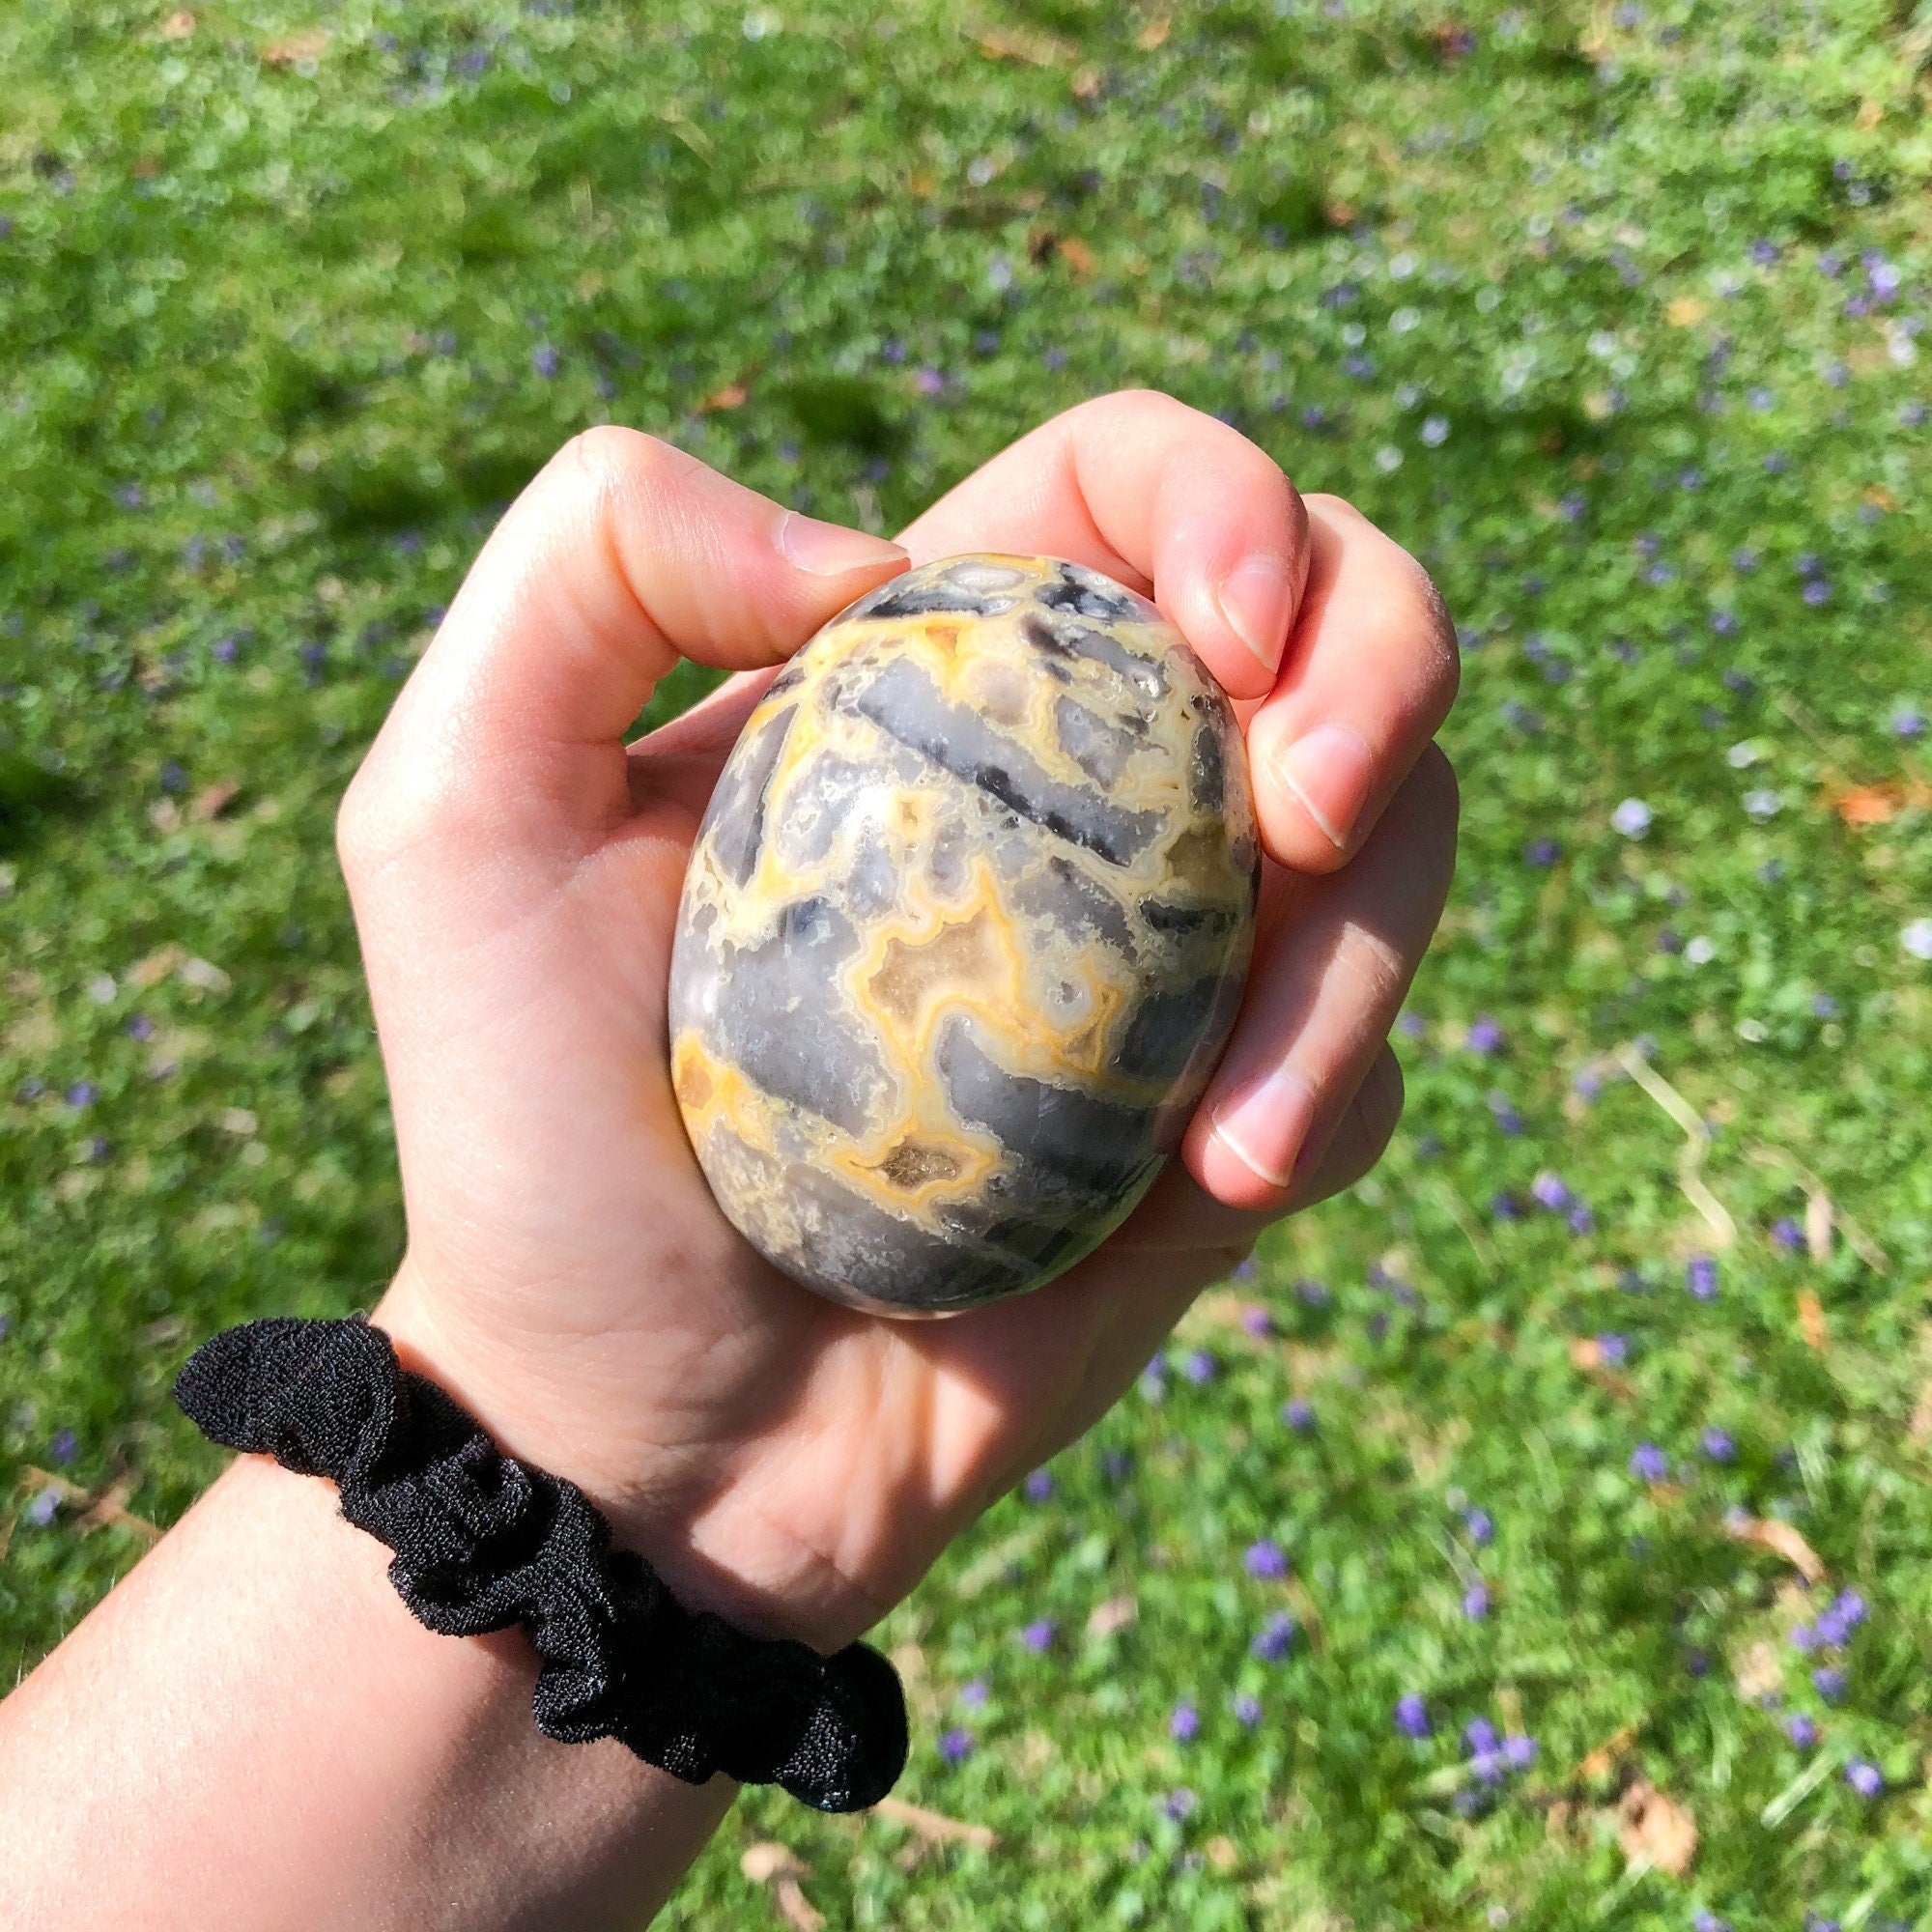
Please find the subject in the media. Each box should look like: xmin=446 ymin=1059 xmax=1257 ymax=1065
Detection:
xmin=5 ymin=1 xmax=1932 ymax=1924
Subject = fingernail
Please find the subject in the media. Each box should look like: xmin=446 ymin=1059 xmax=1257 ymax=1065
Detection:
xmin=1275 ymin=723 xmax=1376 ymax=851
xmin=1208 ymin=1064 xmax=1318 ymax=1193
xmin=1214 ymin=554 xmax=1294 ymax=676
xmin=777 ymin=511 xmax=908 ymax=578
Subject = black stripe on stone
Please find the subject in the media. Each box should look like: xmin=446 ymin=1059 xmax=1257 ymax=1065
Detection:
xmin=851 ymin=657 xmax=1159 ymax=867
xmin=703 ymin=701 xmax=796 ymax=887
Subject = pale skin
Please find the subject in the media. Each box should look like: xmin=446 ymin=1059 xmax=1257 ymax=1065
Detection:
xmin=0 ymin=391 xmax=1459 ymax=1931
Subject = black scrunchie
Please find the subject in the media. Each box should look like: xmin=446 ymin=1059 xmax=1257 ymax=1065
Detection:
xmin=174 ymin=1317 xmax=906 ymax=1814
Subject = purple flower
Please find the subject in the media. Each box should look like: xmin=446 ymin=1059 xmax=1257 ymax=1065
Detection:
xmin=1530 ymin=1171 xmax=1571 ymax=1210
xmin=1802 ymin=579 xmax=1832 ymax=607
xmin=1244 ymin=1539 xmax=1290 ymax=1580
xmin=1465 ymin=1716 xmax=1501 ymax=1761
xmin=914 ymin=366 xmax=947 ymax=397
xmin=1394 ymin=1693 xmax=1432 ymax=1740
xmin=1845 ymin=1757 xmax=1884 ymax=1798
xmin=1700 ymin=1428 xmax=1735 ymax=1463
xmin=1465 ymin=1015 xmax=1505 ymax=1055
xmin=1463 ymin=1582 xmax=1491 ymax=1620
xmin=49 ymin=1428 xmax=75 ymax=1466
xmin=1240 ymin=1304 xmax=1273 ymax=1338
xmin=959 ymin=1678 xmax=989 ymax=1709
xmin=1020 ymin=1618 xmax=1057 ymax=1655
xmin=1460 ymin=1507 xmax=1492 ymax=1546
xmin=1815 ymin=1590 xmax=1868 ymax=1646
xmin=1023 ymin=1468 xmax=1054 ymax=1503
xmin=1771 ymin=1217 xmax=1804 ymax=1252
xmin=1099 ymin=1448 xmax=1133 ymax=1486
xmin=1140 ymin=1357 xmax=1167 ymax=1401
xmin=1785 ymin=1712 xmax=1818 ymax=1748
xmin=66 ymin=1081 xmax=99 ymax=1110
xmin=1631 ymin=1443 xmax=1668 ymax=1483
xmin=1693 ymin=1914 xmax=1732 ymax=1932
xmin=1180 ymin=1348 xmax=1216 ymax=1385
xmin=1524 ymin=838 xmax=1562 ymax=866
xmin=1688 ymin=1255 xmax=1719 ymax=1301
xmin=1487 ymin=1093 xmax=1525 ymax=1136
xmin=25 ymin=1487 xmax=59 ymax=1528
xmin=1296 ymin=1279 xmax=1330 ymax=1308
xmin=1161 ymin=1786 xmax=1196 ymax=1822
xmin=1396 ymin=1009 xmax=1428 ymax=1037
xmin=939 ymin=1726 xmax=975 ymax=1764
xmin=1568 ymin=1203 xmax=1596 ymax=1235
xmin=1231 ymin=1254 xmax=1259 ymax=1284
xmin=1811 ymin=1664 xmax=1849 ymax=1703
xmin=530 ymin=342 xmax=560 ymax=379
xmin=1469 ymin=1748 xmax=1506 ymax=1785
xmin=1597 ymin=1332 xmax=1630 ymax=1365
xmin=1232 ymin=1692 xmax=1263 ymax=1727
xmin=1889 ymin=706 xmax=1926 ymax=740
xmin=1170 ymin=1701 xmax=1200 ymax=1742
xmin=1282 ymin=1398 xmax=1315 ymax=1433
xmin=1503 ymin=1733 xmax=1537 ymax=1770
xmin=1250 ymin=1612 xmax=1296 ymax=1662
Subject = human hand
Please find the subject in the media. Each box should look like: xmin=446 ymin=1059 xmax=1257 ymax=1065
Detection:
xmin=344 ymin=390 xmax=1459 ymax=1653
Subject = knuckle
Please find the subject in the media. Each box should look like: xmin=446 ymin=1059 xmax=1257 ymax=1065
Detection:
xmin=1331 ymin=919 xmax=1410 ymax=1018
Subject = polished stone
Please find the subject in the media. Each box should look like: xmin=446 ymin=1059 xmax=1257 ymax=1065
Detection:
xmin=668 ymin=554 xmax=1259 ymax=1316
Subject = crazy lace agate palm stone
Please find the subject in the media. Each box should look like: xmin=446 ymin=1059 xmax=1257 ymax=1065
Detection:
xmin=668 ymin=554 xmax=1258 ymax=1316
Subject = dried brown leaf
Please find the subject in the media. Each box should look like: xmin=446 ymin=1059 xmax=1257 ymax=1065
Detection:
xmin=1732 ymin=1637 xmax=1783 ymax=1701
xmin=1058 ymin=236 xmax=1096 ymax=277
xmin=1136 ymin=15 xmax=1171 ymax=48
xmin=1618 ymin=1779 xmax=1697 ymax=1877
xmin=872 ymin=1796 xmax=997 ymax=1851
xmin=159 ymin=11 xmax=195 ymax=39
xmin=191 ymin=780 xmax=242 ymax=821
xmin=1725 ymin=1513 xmax=1825 ymax=1583
xmin=1798 ymin=1290 xmax=1829 ymax=1351
xmin=1575 ymin=1722 xmax=1636 ymax=1783
xmin=1086 ymin=1593 xmax=1137 ymax=1639
xmin=1666 ymin=295 xmax=1708 ymax=327
xmin=697 ymin=382 xmax=750 ymax=414
xmin=260 ymin=27 xmax=330 ymax=64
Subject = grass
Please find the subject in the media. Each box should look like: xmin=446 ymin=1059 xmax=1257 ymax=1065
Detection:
xmin=4 ymin=0 xmax=1932 ymax=1923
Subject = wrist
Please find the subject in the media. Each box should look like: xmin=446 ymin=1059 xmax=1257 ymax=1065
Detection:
xmin=370 ymin=1262 xmax=887 ymax=1654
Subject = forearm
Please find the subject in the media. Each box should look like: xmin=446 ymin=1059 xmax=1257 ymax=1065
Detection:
xmin=0 ymin=1453 xmax=735 ymax=1932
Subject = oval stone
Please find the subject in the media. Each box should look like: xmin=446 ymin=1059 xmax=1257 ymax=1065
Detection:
xmin=668 ymin=554 xmax=1259 ymax=1316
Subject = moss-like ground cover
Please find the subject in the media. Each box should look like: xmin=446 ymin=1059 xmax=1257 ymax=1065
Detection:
xmin=4 ymin=3 xmax=1932 ymax=1924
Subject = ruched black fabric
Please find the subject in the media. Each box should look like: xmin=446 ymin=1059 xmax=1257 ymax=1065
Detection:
xmin=174 ymin=1317 xmax=906 ymax=1813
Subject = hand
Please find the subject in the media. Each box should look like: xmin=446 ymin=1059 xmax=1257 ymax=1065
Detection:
xmin=344 ymin=390 xmax=1459 ymax=1653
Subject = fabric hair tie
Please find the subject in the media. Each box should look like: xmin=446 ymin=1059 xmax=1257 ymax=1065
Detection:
xmin=174 ymin=1316 xmax=907 ymax=1813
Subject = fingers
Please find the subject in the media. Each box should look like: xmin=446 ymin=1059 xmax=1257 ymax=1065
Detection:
xmin=896 ymin=389 xmax=1309 ymax=701
xmin=340 ymin=429 xmax=905 ymax=869
xmin=1246 ymin=495 xmax=1460 ymax=873
xmin=1182 ymin=744 xmax=1459 ymax=1211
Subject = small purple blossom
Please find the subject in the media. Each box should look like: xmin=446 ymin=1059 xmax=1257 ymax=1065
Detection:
xmin=1296 ymin=1279 xmax=1330 ymax=1308
xmin=25 ymin=1487 xmax=59 ymax=1528
xmin=1693 ymin=1914 xmax=1732 ymax=1932
xmin=1530 ymin=1171 xmax=1571 ymax=1210
xmin=1597 ymin=1332 xmax=1630 ymax=1365
xmin=1845 ymin=1757 xmax=1884 ymax=1798
xmin=1463 ymin=1716 xmax=1498 ymax=1755
xmin=1239 ymin=1303 xmax=1273 ymax=1338
xmin=939 ymin=1726 xmax=975 ymax=1764
xmin=1394 ymin=1693 xmax=1432 ymax=1740
xmin=1465 ymin=1015 xmax=1506 ymax=1055
xmin=1023 ymin=1468 xmax=1054 ymax=1503
xmin=1161 ymin=1786 xmax=1197 ymax=1822
xmin=49 ymin=1428 xmax=75 ymax=1466
xmin=66 ymin=1081 xmax=99 ymax=1110
xmin=1020 ymin=1618 xmax=1057 ymax=1655
xmin=1180 ymin=1348 xmax=1216 ymax=1385
xmin=1688 ymin=1255 xmax=1719 ymax=1301
xmin=1771 ymin=1217 xmax=1804 ymax=1252
xmin=1700 ymin=1428 xmax=1735 ymax=1463
xmin=959 ymin=1678 xmax=989 ymax=1709
xmin=530 ymin=342 xmax=560 ymax=379
xmin=1785 ymin=1711 xmax=1818 ymax=1748
xmin=1524 ymin=838 xmax=1562 ymax=866
xmin=1250 ymin=1612 xmax=1296 ymax=1662
xmin=1503 ymin=1733 xmax=1537 ymax=1770
xmin=1568 ymin=1203 xmax=1596 ymax=1235
xmin=1232 ymin=1692 xmax=1263 ymax=1727
xmin=1244 ymin=1539 xmax=1290 ymax=1580
xmin=1631 ymin=1443 xmax=1668 ymax=1483
xmin=1282 ymin=1398 xmax=1316 ymax=1433
xmin=1811 ymin=1664 xmax=1849 ymax=1703
xmin=1463 ymin=1581 xmax=1491 ymax=1620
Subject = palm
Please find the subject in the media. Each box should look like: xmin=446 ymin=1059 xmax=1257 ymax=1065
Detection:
xmin=350 ymin=396 xmax=1457 ymax=1645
